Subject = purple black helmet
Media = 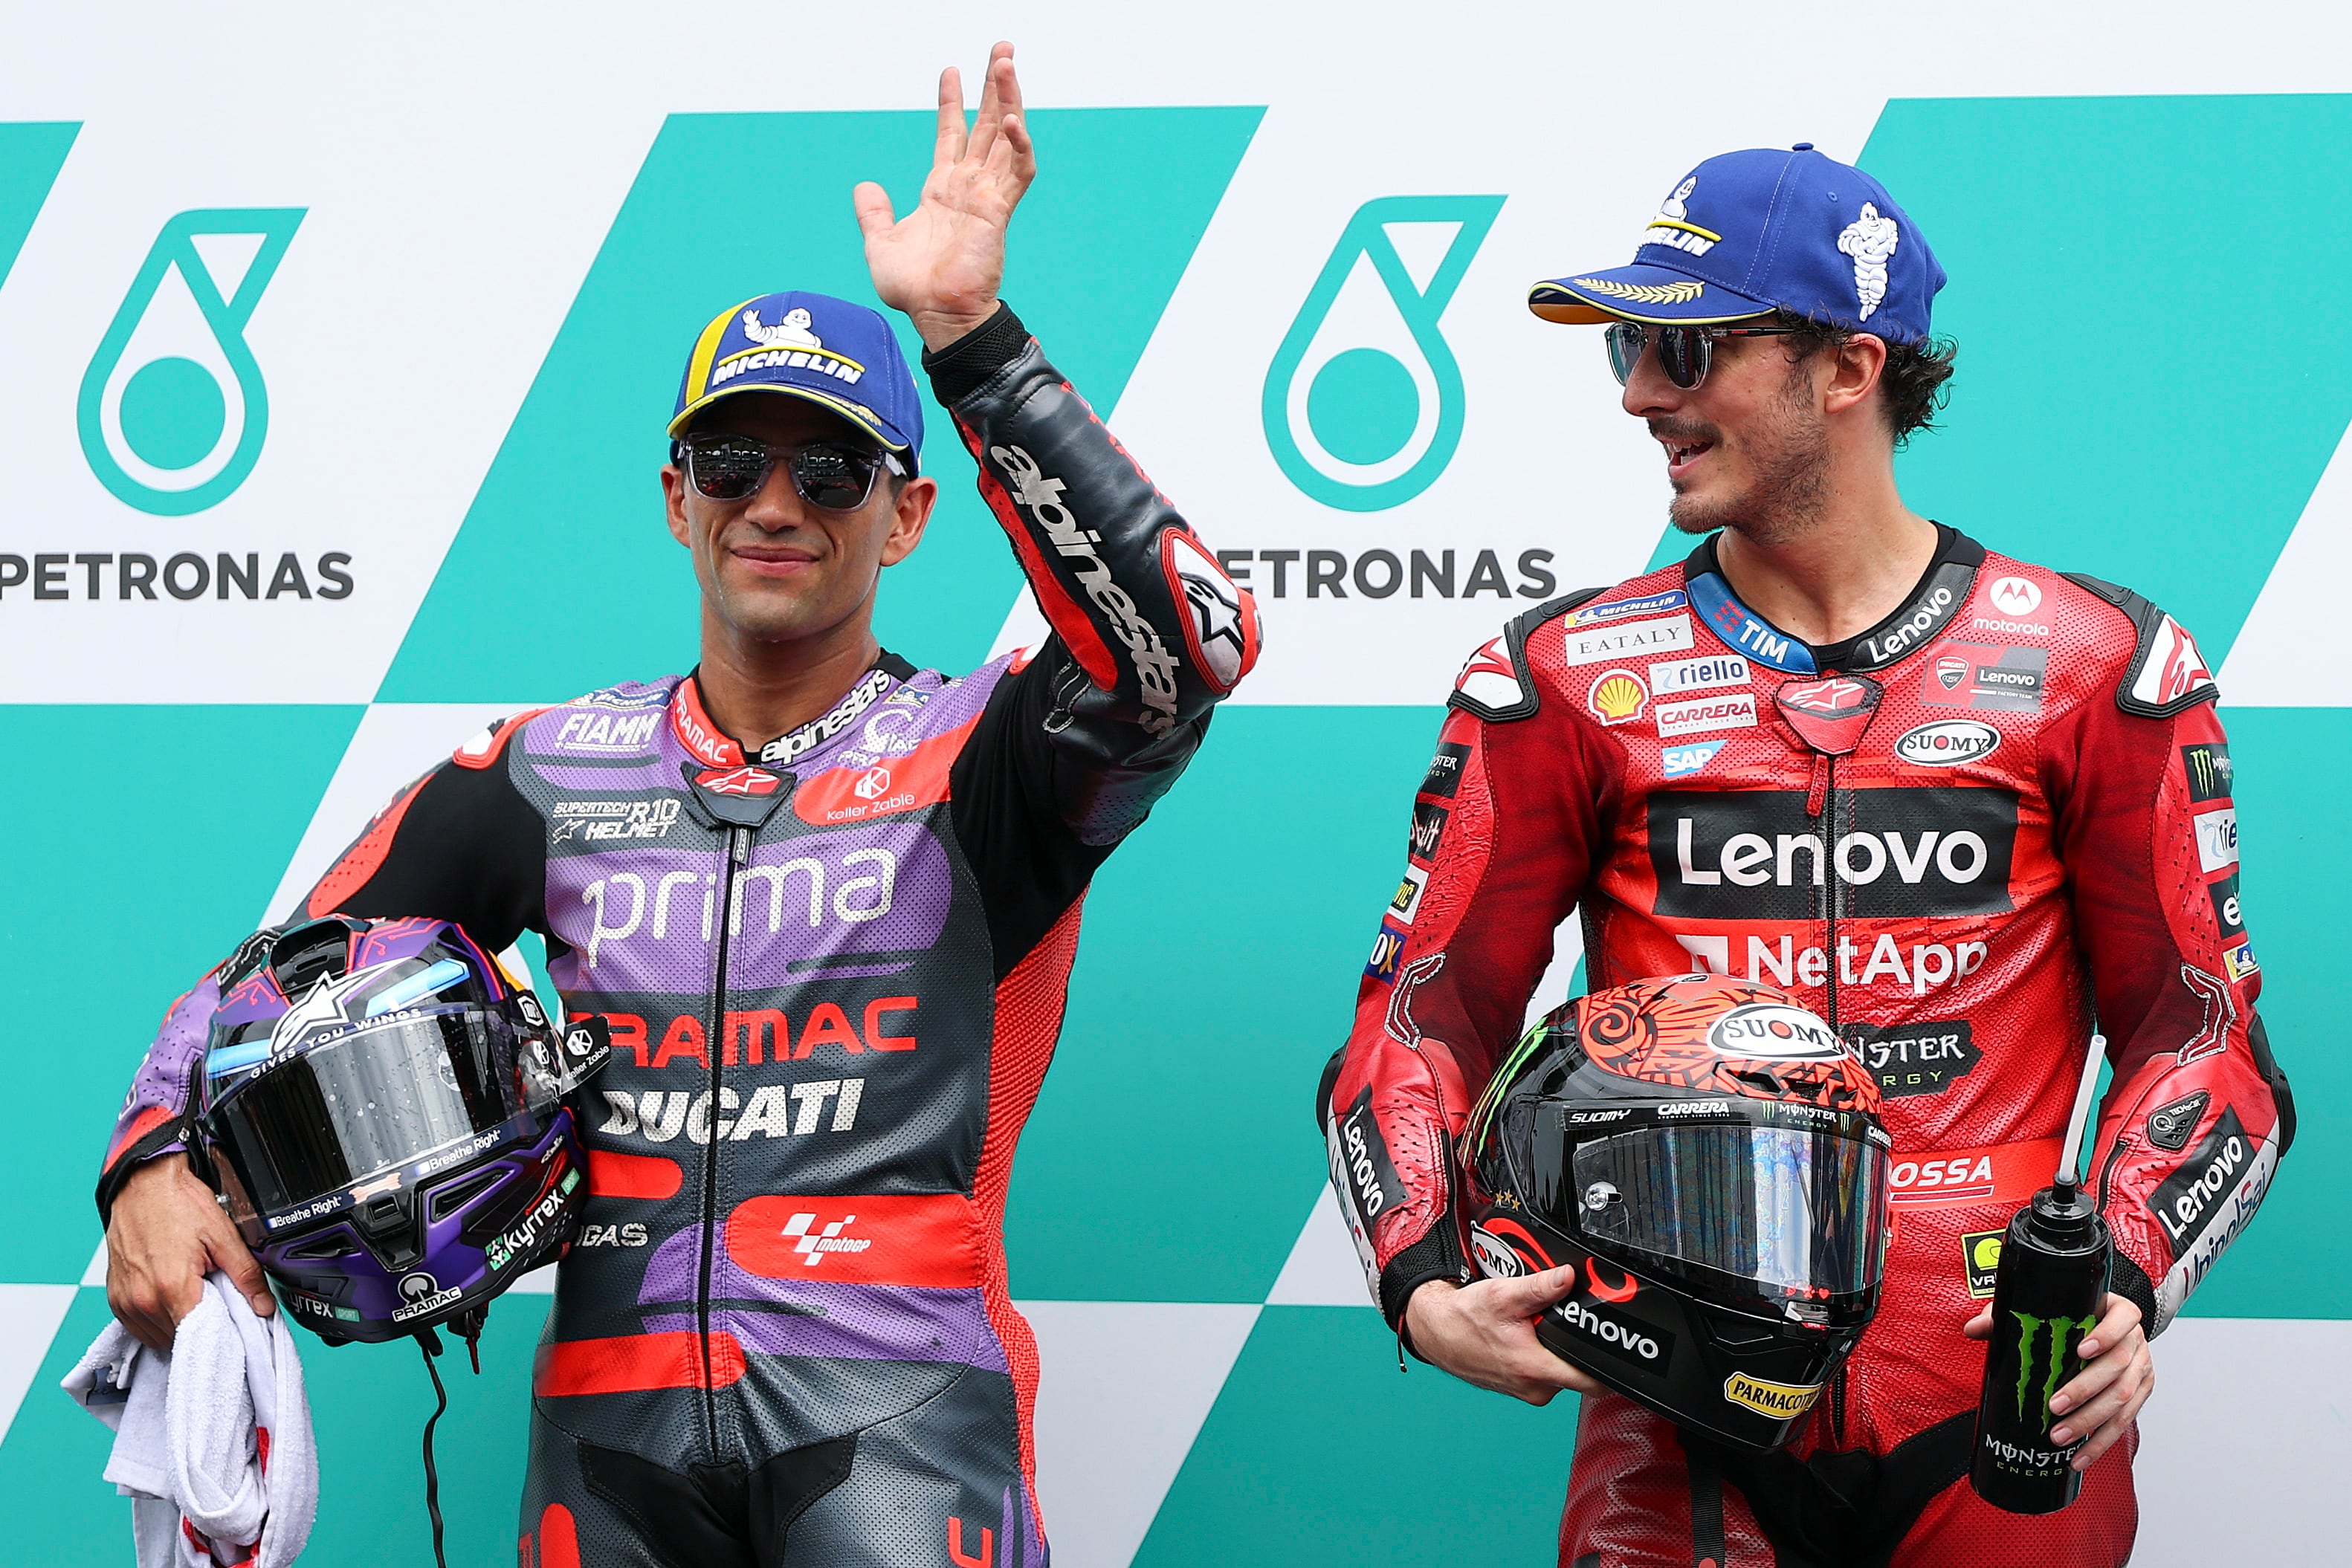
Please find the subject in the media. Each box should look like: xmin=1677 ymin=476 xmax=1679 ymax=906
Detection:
xmin=192 ymin=914 xmax=610 ymax=1345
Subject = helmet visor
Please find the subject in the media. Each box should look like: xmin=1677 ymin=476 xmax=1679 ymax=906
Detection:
xmin=207 ymin=1008 xmax=530 ymax=1214
xmin=1570 ymin=1123 xmax=1890 ymax=1296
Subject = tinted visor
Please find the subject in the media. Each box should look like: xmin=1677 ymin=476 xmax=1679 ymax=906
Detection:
xmin=207 ymin=1008 xmax=532 ymax=1214
xmin=1571 ymin=1123 xmax=1890 ymax=1296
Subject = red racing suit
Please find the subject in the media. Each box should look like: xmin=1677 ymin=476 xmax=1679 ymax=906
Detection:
xmin=98 ymin=305 xmax=1261 ymax=1568
xmin=1322 ymin=525 xmax=2293 ymax=1567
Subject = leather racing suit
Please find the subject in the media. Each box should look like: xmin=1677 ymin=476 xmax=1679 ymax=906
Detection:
xmin=98 ymin=305 xmax=1261 ymax=1568
xmin=1320 ymin=526 xmax=2293 ymax=1568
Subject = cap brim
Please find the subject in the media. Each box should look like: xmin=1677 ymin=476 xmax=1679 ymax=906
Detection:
xmin=1528 ymin=263 xmax=1774 ymax=326
xmin=667 ymin=382 xmax=914 ymax=454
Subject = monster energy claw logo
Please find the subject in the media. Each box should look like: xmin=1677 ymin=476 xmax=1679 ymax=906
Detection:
xmin=79 ymin=207 xmax=306 ymax=515
xmin=1263 ymin=195 xmax=1503 ymax=512
xmin=2010 ymin=1309 xmax=2097 ymax=1431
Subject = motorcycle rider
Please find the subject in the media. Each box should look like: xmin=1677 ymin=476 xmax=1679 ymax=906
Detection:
xmin=99 ymin=44 xmax=1259 ymax=1567
xmin=1321 ymin=143 xmax=2290 ymax=1566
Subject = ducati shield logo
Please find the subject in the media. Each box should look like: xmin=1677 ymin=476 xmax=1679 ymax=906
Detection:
xmin=1262 ymin=195 xmax=1505 ymax=511
xmin=80 ymin=208 xmax=307 ymax=515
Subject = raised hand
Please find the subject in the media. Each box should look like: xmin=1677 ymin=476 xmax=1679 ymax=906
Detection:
xmin=854 ymin=41 xmax=1037 ymax=351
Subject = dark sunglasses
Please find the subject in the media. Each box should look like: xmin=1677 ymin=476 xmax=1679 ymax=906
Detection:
xmin=1605 ymin=321 xmax=1801 ymax=391
xmin=676 ymin=435 xmax=904 ymax=511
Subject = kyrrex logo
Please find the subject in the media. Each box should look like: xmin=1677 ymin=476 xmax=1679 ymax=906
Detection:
xmin=1262 ymin=195 xmax=1503 ymax=511
xmin=79 ymin=207 xmax=305 ymax=514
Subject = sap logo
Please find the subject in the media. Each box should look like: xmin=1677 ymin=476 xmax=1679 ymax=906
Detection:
xmin=989 ymin=442 xmax=1180 ymax=735
xmin=576 ymin=1222 xmax=649 ymax=1248
xmin=1894 ymin=720 xmax=2000 ymax=768
xmin=2192 ymin=809 xmax=2238 ymax=873
xmin=596 ymin=1079 xmax=866 ymax=1144
xmin=1661 ymin=739 xmax=1726 ymax=778
xmin=580 ymin=846 xmax=898 ymax=966
xmin=1650 ymin=788 xmax=2017 ymax=921
xmin=553 ymin=710 xmax=661 ymax=754
xmin=1681 ymin=933 xmax=1990 ymax=997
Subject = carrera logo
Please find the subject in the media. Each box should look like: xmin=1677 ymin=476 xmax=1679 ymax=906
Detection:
xmin=1723 ymin=1372 xmax=1821 ymax=1419
xmin=1655 ymin=692 xmax=1757 ymax=739
xmin=697 ymin=766 xmax=782 ymax=797
xmin=1648 ymin=788 xmax=2018 ymax=921
xmin=1895 ymin=720 xmax=2000 ymax=768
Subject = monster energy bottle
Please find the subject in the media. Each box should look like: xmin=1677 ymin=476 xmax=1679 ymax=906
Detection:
xmin=1970 ymin=1034 xmax=2114 ymax=1513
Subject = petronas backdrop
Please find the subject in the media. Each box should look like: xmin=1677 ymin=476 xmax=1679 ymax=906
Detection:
xmin=2 ymin=4 xmax=2343 ymax=1562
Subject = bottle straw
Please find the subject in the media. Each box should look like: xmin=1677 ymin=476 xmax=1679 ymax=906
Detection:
xmin=2052 ymin=1032 xmax=2107 ymax=1196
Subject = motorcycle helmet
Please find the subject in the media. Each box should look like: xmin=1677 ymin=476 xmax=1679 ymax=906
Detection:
xmin=192 ymin=914 xmax=610 ymax=1345
xmin=1461 ymin=973 xmax=1893 ymax=1450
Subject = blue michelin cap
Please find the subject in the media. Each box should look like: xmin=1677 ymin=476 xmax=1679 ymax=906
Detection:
xmin=1529 ymin=145 xmax=1945 ymax=344
xmin=668 ymin=291 xmax=924 ymax=470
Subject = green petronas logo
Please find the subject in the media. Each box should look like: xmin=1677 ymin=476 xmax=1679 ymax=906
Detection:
xmin=2009 ymin=1309 xmax=2097 ymax=1428
xmin=1262 ymin=195 xmax=1503 ymax=512
xmin=78 ymin=207 xmax=305 ymax=516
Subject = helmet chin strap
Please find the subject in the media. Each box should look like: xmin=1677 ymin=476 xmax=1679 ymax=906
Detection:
xmin=411 ymin=1308 xmax=488 ymax=1568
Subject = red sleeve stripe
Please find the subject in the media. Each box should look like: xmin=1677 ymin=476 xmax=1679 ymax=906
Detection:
xmin=533 ymin=1329 xmax=744 ymax=1396
xmin=306 ymin=775 xmax=433 ymax=919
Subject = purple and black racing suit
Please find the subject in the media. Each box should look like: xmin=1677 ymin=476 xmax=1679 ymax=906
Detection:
xmin=97 ymin=306 xmax=1261 ymax=1568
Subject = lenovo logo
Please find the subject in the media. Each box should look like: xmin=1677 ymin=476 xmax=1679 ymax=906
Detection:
xmin=1647 ymin=788 xmax=2018 ymax=920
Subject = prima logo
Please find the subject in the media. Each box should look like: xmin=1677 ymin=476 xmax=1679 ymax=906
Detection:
xmin=1262 ymin=195 xmax=1504 ymax=511
xmin=80 ymin=209 xmax=306 ymax=515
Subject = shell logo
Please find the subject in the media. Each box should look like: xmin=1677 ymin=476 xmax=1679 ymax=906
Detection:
xmin=1587 ymin=667 xmax=1650 ymax=725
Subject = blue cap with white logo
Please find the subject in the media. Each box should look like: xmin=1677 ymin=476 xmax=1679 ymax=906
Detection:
xmin=668 ymin=291 xmax=924 ymax=469
xmin=1528 ymin=146 xmax=1945 ymax=344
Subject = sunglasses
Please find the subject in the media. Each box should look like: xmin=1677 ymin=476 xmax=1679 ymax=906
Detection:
xmin=1605 ymin=321 xmax=1802 ymax=391
xmin=676 ymin=435 xmax=904 ymax=511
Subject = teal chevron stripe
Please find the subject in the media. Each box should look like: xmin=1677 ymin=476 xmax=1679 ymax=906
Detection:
xmin=0 ymin=122 xmax=76 ymax=294
xmin=1006 ymin=706 xmax=1443 ymax=1303
xmin=378 ymin=107 xmax=1262 ymax=703
xmin=0 ymin=704 xmax=363 ymax=1286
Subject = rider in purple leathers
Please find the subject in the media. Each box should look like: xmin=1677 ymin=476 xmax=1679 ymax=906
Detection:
xmin=96 ymin=46 xmax=1258 ymax=1567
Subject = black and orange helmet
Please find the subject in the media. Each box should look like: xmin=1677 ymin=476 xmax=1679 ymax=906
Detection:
xmin=1461 ymin=973 xmax=1893 ymax=1450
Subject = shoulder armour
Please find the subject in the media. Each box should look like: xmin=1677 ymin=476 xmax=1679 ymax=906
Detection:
xmin=2058 ymin=572 xmax=2220 ymax=719
xmin=1447 ymin=586 xmax=1610 ymax=722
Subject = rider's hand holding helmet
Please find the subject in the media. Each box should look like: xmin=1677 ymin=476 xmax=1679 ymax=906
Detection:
xmin=1461 ymin=973 xmax=1894 ymax=1450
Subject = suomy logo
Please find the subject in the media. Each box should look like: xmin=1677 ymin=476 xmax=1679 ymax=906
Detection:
xmin=1261 ymin=195 xmax=1505 ymax=511
xmin=80 ymin=209 xmax=306 ymax=515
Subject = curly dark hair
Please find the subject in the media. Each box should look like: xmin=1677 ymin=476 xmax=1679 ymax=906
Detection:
xmin=1774 ymin=309 xmax=1957 ymax=445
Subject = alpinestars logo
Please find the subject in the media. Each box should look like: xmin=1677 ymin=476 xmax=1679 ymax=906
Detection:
xmin=781 ymin=1211 xmax=871 ymax=1266
xmin=990 ymin=442 xmax=1180 ymax=734
xmin=760 ymin=668 xmax=894 ymax=765
xmin=1164 ymin=528 xmax=1254 ymax=691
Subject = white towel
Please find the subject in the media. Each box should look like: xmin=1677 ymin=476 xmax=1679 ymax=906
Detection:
xmin=63 ymin=1274 xmax=317 ymax=1568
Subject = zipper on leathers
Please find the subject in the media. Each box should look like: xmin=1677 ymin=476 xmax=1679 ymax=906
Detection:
xmin=1808 ymin=752 xmax=1842 ymax=1029
xmin=695 ymin=825 xmax=749 ymax=1457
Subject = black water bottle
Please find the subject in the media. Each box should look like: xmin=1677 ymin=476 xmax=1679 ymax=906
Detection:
xmin=1968 ymin=1176 xmax=2112 ymax=1513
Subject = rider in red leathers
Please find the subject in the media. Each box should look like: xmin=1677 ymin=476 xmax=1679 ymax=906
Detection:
xmin=1321 ymin=145 xmax=2290 ymax=1568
